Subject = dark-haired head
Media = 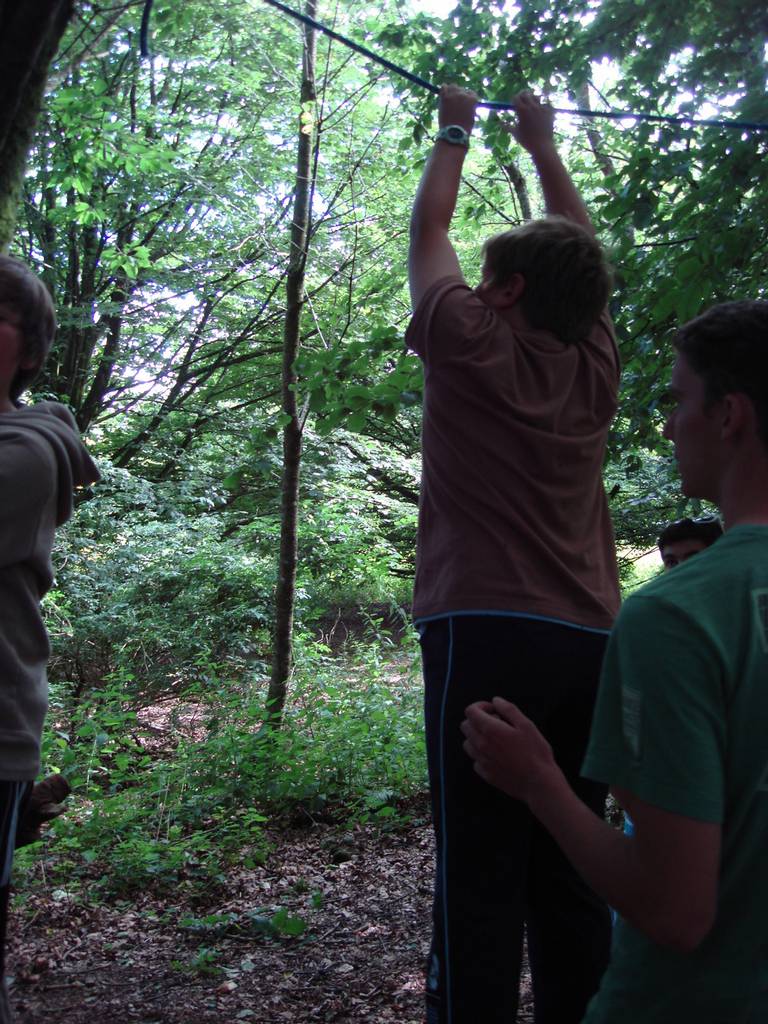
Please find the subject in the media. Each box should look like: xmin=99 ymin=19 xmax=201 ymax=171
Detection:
xmin=0 ymin=256 xmax=56 ymax=401
xmin=674 ymin=300 xmax=768 ymax=449
xmin=657 ymin=516 xmax=723 ymax=553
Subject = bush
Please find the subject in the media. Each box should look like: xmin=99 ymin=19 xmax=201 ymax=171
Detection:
xmin=16 ymin=639 xmax=425 ymax=897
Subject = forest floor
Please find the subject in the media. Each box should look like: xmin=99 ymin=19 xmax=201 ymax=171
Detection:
xmin=6 ymin=795 xmax=534 ymax=1023
xmin=5 ymin=625 xmax=536 ymax=1023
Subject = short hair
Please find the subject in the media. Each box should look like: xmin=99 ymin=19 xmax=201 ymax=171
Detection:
xmin=657 ymin=516 xmax=724 ymax=553
xmin=481 ymin=216 xmax=612 ymax=344
xmin=673 ymin=300 xmax=768 ymax=446
xmin=0 ymin=255 xmax=56 ymax=401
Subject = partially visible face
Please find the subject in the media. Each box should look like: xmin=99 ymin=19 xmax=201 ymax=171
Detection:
xmin=0 ymin=303 xmax=33 ymax=411
xmin=660 ymin=537 xmax=708 ymax=570
xmin=662 ymin=353 xmax=723 ymax=501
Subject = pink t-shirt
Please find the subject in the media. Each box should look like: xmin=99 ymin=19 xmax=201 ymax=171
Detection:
xmin=406 ymin=276 xmax=621 ymax=630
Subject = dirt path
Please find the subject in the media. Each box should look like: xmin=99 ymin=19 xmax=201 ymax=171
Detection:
xmin=7 ymin=799 xmax=533 ymax=1023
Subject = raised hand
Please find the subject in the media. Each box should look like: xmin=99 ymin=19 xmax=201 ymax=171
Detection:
xmin=438 ymin=84 xmax=480 ymax=132
xmin=506 ymin=90 xmax=556 ymax=155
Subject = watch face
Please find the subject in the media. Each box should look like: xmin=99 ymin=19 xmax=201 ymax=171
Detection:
xmin=438 ymin=125 xmax=468 ymax=145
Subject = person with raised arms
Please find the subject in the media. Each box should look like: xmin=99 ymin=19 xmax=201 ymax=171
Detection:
xmin=407 ymin=85 xmax=621 ymax=1023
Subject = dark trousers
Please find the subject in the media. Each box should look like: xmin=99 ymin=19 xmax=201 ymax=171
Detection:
xmin=420 ymin=615 xmax=612 ymax=1024
xmin=0 ymin=781 xmax=31 ymax=1024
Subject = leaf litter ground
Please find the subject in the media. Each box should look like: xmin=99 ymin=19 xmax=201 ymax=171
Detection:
xmin=6 ymin=797 xmax=534 ymax=1022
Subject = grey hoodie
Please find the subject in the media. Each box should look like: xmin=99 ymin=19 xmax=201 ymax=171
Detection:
xmin=0 ymin=402 xmax=100 ymax=779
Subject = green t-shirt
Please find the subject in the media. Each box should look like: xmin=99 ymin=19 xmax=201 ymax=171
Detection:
xmin=582 ymin=525 xmax=768 ymax=1023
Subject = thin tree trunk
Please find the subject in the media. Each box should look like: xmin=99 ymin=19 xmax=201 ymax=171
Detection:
xmin=0 ymin=0 xmax=74 ymax=251
xmin=573 ymin=82 xmax=635 ymax=246
xmin=265 ymin=0 xmax=317 ymax=726
xmin=574 ymin=83 xmax=616 ymax=179
xmin=503 ymin=160 xmax=532 ymax=221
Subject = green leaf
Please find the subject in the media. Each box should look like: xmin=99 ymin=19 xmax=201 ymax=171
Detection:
xmin=270 ymin=908 xmax=306 ymax=937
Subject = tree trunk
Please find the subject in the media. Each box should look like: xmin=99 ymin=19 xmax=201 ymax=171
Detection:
xmin=574 ymin=83 xmax=616 ymax=180
xmin=503 ymin=160 xmax=532 ymax=222
xmin=0 ymin=0 xmax=74 ymax=251
xmin=265 ymin=0 xmax=317 ymax=726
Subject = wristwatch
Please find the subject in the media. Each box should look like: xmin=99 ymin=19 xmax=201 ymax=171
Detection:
xmin=435 ymin=124 xmax=470 ymax=148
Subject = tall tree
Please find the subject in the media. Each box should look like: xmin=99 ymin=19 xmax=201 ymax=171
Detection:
xmin=0 ymin=0 xmax=74 ymax=249
xmin=20 ymin=0 xmax=767 ymax=709
xmin=266 ymin=0 xmax=318 ymax=725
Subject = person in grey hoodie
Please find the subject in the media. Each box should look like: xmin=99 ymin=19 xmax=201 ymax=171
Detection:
xmin=0 ymin=255 xmax=99 ymax=1022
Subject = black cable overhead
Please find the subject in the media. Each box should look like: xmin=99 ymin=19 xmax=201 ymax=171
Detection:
xmin=260 ymin=0 xmax=768 ymax=133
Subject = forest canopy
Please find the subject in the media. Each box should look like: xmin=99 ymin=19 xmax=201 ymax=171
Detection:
xmin=6 ymin=0 xmax=767 ymax=890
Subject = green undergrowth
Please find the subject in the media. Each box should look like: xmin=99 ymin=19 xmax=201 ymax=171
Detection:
xmin=14 ymin=636 xmax=426 ymax=901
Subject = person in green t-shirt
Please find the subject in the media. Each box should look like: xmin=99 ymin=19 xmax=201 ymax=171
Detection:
xmin=621 ymin=513 xmax=724 ymax=841
xmin=461 ymin=299 xmax=768 ymax=1023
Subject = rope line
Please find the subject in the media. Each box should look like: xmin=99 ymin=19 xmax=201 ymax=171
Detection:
xmin=261 ymin=0 xmax=768 ymax=133
xmin=263 ymin=0 xmax=441 ymax=95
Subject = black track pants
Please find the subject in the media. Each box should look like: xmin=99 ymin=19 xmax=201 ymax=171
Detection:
xmin=420 ymin=614 xmax=612 ymax=1024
